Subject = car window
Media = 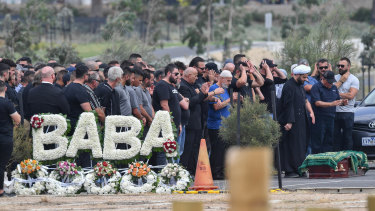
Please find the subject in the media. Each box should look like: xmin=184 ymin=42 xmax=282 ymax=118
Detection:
xmin=362 ymin=90 xmax=375 ymax=106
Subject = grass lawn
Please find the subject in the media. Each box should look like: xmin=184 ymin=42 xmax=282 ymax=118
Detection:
xmin=73 ymin=41 xmax=111 ymax=58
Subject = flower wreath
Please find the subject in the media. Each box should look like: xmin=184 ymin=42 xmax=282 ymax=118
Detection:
xmin=156 ymin=163 xmax=191 ymax=194
xmin=120 ymin=161 xmax=157 ymax=194
xmin=12 ymin=159 xmax=47 ymax=195
xmin=84 ymin=161 xmax=121 ymax=194
xmin=46 ymin=161 xmax=85 ymax=195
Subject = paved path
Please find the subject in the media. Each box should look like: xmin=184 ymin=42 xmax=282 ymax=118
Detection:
xmin=213 ymin=170 xmax=375 ymax=192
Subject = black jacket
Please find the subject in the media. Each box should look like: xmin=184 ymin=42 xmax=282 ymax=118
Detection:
xmin=27 ymin=83 xmax=70 ymax=117
xmin=178 ymin=78 xmax=206 ymax=130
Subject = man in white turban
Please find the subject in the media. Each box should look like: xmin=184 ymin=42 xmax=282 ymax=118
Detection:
xmin=277 ymin=64 xmax=315 ymax=178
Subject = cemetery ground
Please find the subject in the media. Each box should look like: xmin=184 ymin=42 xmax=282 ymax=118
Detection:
xmin=1 ymin=169 xmax=374 ymax=210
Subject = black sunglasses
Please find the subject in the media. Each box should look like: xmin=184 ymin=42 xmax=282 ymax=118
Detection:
xmin=174 ymin=72 xmax=180 ymax=76
xmin=337 ymin=64 xmax=345 ymax=68
xmin=319 ymin=66 xmax=328 ymax=70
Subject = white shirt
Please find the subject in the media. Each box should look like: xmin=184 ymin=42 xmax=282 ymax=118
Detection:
xmin=335 ymin=74 xmax=359 ymax=113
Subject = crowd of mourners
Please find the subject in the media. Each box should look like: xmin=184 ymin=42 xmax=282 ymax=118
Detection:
xmin=0 ymin=53 xmax=359 ymax=196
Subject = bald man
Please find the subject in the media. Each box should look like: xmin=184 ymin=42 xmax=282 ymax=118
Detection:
xmin=222 ymin=63 xmax=235 ymax=73
xmin=27 ymin=66 xmax=70 ymax=118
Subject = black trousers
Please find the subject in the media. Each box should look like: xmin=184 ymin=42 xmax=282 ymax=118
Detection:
xmin=208 ymin=129 xmax=227 ymax=178
xmin=0 ymin=137 xmax=13 ymax=190
xmin=180 ymin=129 xmax=201 ymax=175
xmin=334 ymin=112 xmax=354 ymax=151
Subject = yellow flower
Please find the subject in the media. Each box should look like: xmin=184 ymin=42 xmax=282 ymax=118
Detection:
xmin=32 ymin=160 xmax=37 ymax=164
xmin=27 ymin=170 xmax=31 ymax=174
xmin=36 ymin=166 xmax=40 ymax=170
xmin=27 ymin=165 xmax=32 ymax=169
xmin=25 ymin=160 xmax=29 ymax=164
xmin=21 ymin=164 xmax=26 ymax=168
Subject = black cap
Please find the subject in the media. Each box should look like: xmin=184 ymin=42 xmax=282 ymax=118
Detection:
xmin=260 ymin=59 xmax=277 ymax=68
xmin=205 ymin=62 xmax=220 ymax=73
xmin=323 ymin=71 xmax=335 ymax=84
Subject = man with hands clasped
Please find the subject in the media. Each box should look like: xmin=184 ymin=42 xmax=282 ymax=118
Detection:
xmin=278 ymin=65 xmax=315 ymax=178
xmin=310 ymin=71 xmax=347 ymax=154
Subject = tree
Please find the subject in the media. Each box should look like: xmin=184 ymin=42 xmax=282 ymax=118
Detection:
xmin=46 ymin=44 xmax=80 ymax=66
xmin=279 ymin=7 xmax=355 ymax=72
xmin=57 ymin=7 xmax=74 ymax=42
xmin=372 ymin=0 xmax=375 ymax=26
xmin=219 ymin=98 xmax=281 ymax=147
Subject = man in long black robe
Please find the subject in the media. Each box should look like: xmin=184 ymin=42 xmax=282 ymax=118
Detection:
xmin=278 ymin=65 xmax=315 ymax=178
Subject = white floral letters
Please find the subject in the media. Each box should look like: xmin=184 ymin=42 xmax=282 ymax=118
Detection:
xmin=140 ymin=111 xmax=175 ymax=156
xmin=32 ymin=114 xmax=69 ymax=161
xmin=33 ymin=111 xmax=174 ymax=160
xmin=103 ymin=116 xmax=142 ymax=160
xmin=66 ymin=112 xmax=102 ymax=158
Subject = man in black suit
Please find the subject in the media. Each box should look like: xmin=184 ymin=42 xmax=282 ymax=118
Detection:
xmin=178 ymin=67 xmax=224 ymax=174
xmin=27 ymin=66 xmax=70 ymax=117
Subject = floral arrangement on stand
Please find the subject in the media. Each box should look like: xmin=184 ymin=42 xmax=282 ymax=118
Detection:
xmin=120 ymin=161 xmax=157 ymax=194
xmin=12 ymin=159 xmax=47 ymax=195
xmin=84 ymin=161 xmax=120 ymax=194
xmin=156 ymin=163 xmax=191 ymax=193
xmin=46 ymin=161 xmax=85 ymax=195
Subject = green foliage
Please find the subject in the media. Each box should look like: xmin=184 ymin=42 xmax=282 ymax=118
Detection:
xmin=7 ymin=125 xmax=33 ymax=174
xmin=350 ymin=7 xmax=371 ymax=23
xmin=297 ymin=0 xmax=321 ymax=8
xmin=281 ymin=18 xmax=293 ymax=39
xmin=101 ymin=11 xmax=136 ymax=41
xmin=182 ymin=27 xmax=208 ymax=55
xmin=46 ymin=44 xmax=81 ymax=65
xmin=360 ymin=29 xmax=375 ymax=66
xmin=219 ymin=98 xmax=281 ymax=147
xmin=279 ymin=6 xmax=355 ymax=71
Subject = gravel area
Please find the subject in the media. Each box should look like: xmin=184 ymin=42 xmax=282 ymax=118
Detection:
xmin=0 ymin=192 xmax=371 ymax=210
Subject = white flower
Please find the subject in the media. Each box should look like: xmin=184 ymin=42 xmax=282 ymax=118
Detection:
xmin=120 ymin=171 xmax=157 ymax=194
xmin=66 ymin=112 xmax=102 ymax=158
xmin=84 ymin=172 xmax=120 ymax=195
xmin=140 ymin=111 xmax=176 ymax=157
xmin=156 ymin=164 xmax=191 ymax=193
xmin=46 ymin=171 xmax=84 ymax=195
xmin=32 ymin=114 xmax=69 ymax=161
xmin=12 ymin=168 xmax=47 ymax=195
xmin=103 ymin=116 xmax=142 ymax=160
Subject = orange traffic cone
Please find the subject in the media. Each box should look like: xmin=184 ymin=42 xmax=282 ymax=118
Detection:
xmin=189 ymin=139 xmax=218 ymax=191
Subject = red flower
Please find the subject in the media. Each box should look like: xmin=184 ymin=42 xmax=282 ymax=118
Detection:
xmin=103 ymin=161 xmax=108 ymax=167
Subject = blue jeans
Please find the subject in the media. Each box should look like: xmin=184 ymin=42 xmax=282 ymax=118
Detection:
xmin=176 ymin=125 xmax=186 ymax=163
xmin=334 ymin=112 xmax=354 ymax=151
xmin=311 ymin=115 xmax=335 ymax=154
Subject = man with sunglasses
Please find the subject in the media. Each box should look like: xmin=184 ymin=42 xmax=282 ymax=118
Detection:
xmin=333 ymin=57 xmax=359 ymax=151
xmin=189 ymin=57 xmax=206 ymax=87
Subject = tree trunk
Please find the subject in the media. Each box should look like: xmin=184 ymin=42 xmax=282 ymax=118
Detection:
xmin=91 ymin=0 xmax=103 ymax=17
xmin=372 ymin=0 xmax=375 ymax=26
xmin=223 ymin=0 xmax=233 ymax=61
xmin=206 ymin=0 xmax=212 ymax=58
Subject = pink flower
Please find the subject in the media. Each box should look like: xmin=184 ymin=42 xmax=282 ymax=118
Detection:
xmin=60 ymin=171 xmax=64 ymax=175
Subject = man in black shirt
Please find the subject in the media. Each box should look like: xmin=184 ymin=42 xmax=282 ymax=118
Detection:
xmin=0 ymin=63 xmax=19 ymax=108
xmin=189 ymin=57 xmax=206 ymax=87
xmin=152 ymin=64 xmax=189 ymax=165
xmin=94 ymin=66 xmax=121 ymax=116
xmin=0 ymin=80 xmax=21 ymax=197
xmin=259 ymin=59 xmax=287 ymax=113
xmin=63 ymin=63 xmax=92 ymax=130
xmin=27 ymin=66 xmax=70 ymax=117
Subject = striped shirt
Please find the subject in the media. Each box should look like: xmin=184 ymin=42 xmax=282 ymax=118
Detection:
xmin=83 ymin=84 xmax=101 ymax=109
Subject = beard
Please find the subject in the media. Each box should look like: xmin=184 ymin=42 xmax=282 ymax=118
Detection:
xmin=169 ymin=76 xmax=177 ymax=84
xmin=297 ymin=76 xmax=305 ymax=85
xmin=125 ymin=79 xmax=131 ymax=86
xmin=222 ymin=83 xmax=228 ymax=89
xmin=339 ymin=69 xmax=348 ymax=75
